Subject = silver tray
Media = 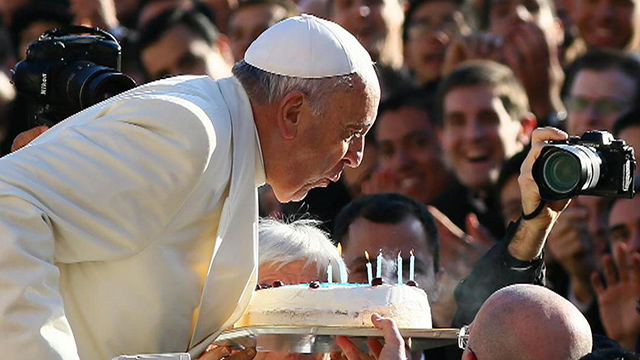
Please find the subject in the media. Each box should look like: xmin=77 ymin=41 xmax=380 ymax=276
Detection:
xmin=213 ymin=326 xmax=459 ymax=353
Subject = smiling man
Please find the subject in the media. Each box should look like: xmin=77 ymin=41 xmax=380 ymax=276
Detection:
xmin=433 ymin=60 xmax=536 ymax=238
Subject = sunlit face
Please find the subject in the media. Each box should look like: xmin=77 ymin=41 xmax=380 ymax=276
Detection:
xmin=228 ymin=3 xmax=289 ymax=61
xmin=331 ymin=0 xmax=404 ymax=62
xmin=499 ymin=175 xmax=522 ymax=226
xmin=608 ymin=196 xmax=640 ymax=253
xmin=441 ymin=85 xmax=524 ymax=192
xmin=342 ymin=216 xmax=436 ymax=291
xmin=566 ymin=68 xmax=637 ymax=136
xmin=269 ymin=80 xmax=380 ymax=202
xmin=256 ymin=260 xmax=327 ymax=360
xmin=141 ymin=24 xmax=231 ymax=80
xmin=375 ymin=106 xmax=449 ymax=204
xmin=404 ymin=0 xmax=466 ymax=84
xmin=572 ymin=0 xmax=640 ymax=50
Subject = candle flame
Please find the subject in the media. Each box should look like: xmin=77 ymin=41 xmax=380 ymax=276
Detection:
xmin=398 ymin=251 xmax=402 ymax=258
xmin=337 ymin=243 xmax=342 ymax=256
xmin=410 ymin=249 xmax=414 ymax=256
xmin=365 ymin=250 xmax=370 ymax=261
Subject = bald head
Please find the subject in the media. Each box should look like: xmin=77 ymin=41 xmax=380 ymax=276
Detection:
xmin=465 ymin=284 xmax=592 ymax=360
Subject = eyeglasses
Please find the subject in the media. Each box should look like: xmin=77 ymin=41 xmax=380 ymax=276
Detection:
xmin=408 ymin=16 xmax=460 ymax=38
xmin=564 ymin=96 xmax=629 ymax=115
xmin=458 ymin=325 xmax=470 ymax=350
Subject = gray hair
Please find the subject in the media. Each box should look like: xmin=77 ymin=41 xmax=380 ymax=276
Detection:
xmin=233 ymin=60 xmax=359 ymax=115
xmin=258 ymin=218 xmax=345 ymax=282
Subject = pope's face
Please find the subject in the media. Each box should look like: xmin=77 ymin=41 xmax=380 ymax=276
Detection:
xmin=271 ymin=78 xmax=380 ymax=202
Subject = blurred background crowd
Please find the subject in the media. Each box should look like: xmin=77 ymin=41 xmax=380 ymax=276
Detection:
xmin=0 ymin=0 xmax=639 ymax=356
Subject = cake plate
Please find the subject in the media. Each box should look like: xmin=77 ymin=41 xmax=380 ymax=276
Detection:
xmin=212 ymin=326 xmax=459 ymax=353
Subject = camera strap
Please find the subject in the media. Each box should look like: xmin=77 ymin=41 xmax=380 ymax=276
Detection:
xmin=522 ymin=200 xmax=546 ymax=221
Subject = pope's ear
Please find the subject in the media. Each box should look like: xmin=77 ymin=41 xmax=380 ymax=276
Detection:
xmin=277 ymin=91 xmax=305 ymax=140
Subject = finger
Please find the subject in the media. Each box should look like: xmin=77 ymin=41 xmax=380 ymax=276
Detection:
xmin=11 ymin=125 xmax=49 ymax=152
xmin=371 ymin=314 xmax=403 ymax=348
xmin=427 ymin=205 xmax=467 ymax=242
xmin=228 ymin=348 xmax=257 ymax=360
xmin=591 ymin=271 xmax=605 ymax=296
xmin=613 ymin=242 xmax=629 ymax=283
xmin=336 ymin=336 xmax=365 ymax=360
xmin=465 ymin=213 xmax=494 ymax=246
xmin=629 ymin=251 xmax=640 ymax=284
xmin=198 ymin=345 xmax=231 ymax=360
xmin=602 ymin=254 xmax=618 ymax=286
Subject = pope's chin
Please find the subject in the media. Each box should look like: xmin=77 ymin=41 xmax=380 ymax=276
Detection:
xmin=271 ymin=179 xmax=332 ymax=203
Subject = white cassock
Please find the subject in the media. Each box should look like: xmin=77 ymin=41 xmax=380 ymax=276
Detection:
xmin=0 ymin=75 xmax=264 ymax=360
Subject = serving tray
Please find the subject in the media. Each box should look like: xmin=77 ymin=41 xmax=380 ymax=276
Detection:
xmin=212 ymin=326 xmax=459 ymax=353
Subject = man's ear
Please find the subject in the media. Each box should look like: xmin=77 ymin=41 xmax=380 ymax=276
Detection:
xmin=277 ymin=91 xmax=305 ymax=140
xmin=519 ymin=112 xmax=537 ymax=145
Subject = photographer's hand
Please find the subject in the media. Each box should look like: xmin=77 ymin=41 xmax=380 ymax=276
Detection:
xmin=11 ymin=125 xmax=48 ymax=152
xmin=509 ymin=127 xmax=571 ymax=261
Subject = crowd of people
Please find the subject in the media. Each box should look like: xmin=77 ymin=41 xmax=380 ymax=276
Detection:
xmin=0 ymin=0 xmax=639 ymax=359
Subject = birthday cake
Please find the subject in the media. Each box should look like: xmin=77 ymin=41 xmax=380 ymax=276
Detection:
xmin=235 ymin=282 xmax=432 ymax=329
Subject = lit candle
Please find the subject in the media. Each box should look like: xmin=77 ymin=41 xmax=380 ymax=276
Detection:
xmin=327 ymin=261 xmax=333 ymax=284
xmin=397 ymin=251 xmax=402 ymax=285
xmin=376 ymin=248 xmax=382 ymax=278
xmin=409 ymin=249 xmax=415 ymax=281
xmin=365 ymin=251 xmax=373 ymax=285
xmin=337 ymin=243 xmax=347 ymax=283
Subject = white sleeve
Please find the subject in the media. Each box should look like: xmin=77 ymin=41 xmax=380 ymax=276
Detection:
xmin=0 ymin=96 xmax=217 ymax=359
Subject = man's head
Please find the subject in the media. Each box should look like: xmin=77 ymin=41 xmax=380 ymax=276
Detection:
xmin=257 ymin=218 xmax=339 ymax=360
xmin=571 ymin=0 xmax=640 ymax=51
xmin=258 ymin=218 xmax=343 ymax=285
xmin=235 ymin=15 xmax=380 ymax=203
xmin=402 ymin=0 xmax=470 ymax=85
xmin=9 ymin=2 xmax=73 ymax=61
xmin=329 ymin=0 xmax=404 ymax=68
xmin=462 ymin=284 xmax=593 ymax=360
xmin=437 ymin=60 xmax=535 ymax=192
xmin=227 ymin=0 xmax=298 ymax=62
xmin=607 ymin=191 xmax=640 ymax=253
xmin=334 ymin=193 xmax=439 ymax=291
xmin=564 ymin=49 xmax=640 ymax=136
xmin=374 ymin=90 xmax=451 ymax=204
xmin=138 ymin=7 xmax=234 ymax=81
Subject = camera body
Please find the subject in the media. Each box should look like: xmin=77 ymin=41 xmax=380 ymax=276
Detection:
xmin=533 ymin=130 xmax=636 ymax=201
xmin=11 ymin=26 xmax=137 ymax=126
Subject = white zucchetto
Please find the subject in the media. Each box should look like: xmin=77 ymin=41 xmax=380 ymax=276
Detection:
xmin=244 ymin=14 xmax=374 ymax=79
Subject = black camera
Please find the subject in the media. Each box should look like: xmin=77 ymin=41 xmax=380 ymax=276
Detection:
xmin=11 ymin=26 xmax=137 ymax=126
xmin=533 ymin=130 xmax=636 ymax=201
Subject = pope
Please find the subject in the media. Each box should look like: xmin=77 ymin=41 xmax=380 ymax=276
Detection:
xmin=0 ymin=15 xmax=380 ymax=360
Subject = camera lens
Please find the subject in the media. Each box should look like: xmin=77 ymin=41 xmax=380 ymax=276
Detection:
xmin=533 ymin=145 xmax=603 ymax=200
xmin=58 ymin=61 xmax=136 ymax=112
xmin=542 ymin=151 xmax=581 ymax=194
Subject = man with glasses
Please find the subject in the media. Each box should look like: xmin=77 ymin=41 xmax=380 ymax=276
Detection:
xmin=457 ymin=284 xmax=593 ymax=360
xmin=564 ymin=49 xmax=640 ymax=137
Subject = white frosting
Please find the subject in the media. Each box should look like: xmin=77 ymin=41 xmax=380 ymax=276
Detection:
xmin=236 ymin=284 xmax=432 ymax=329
